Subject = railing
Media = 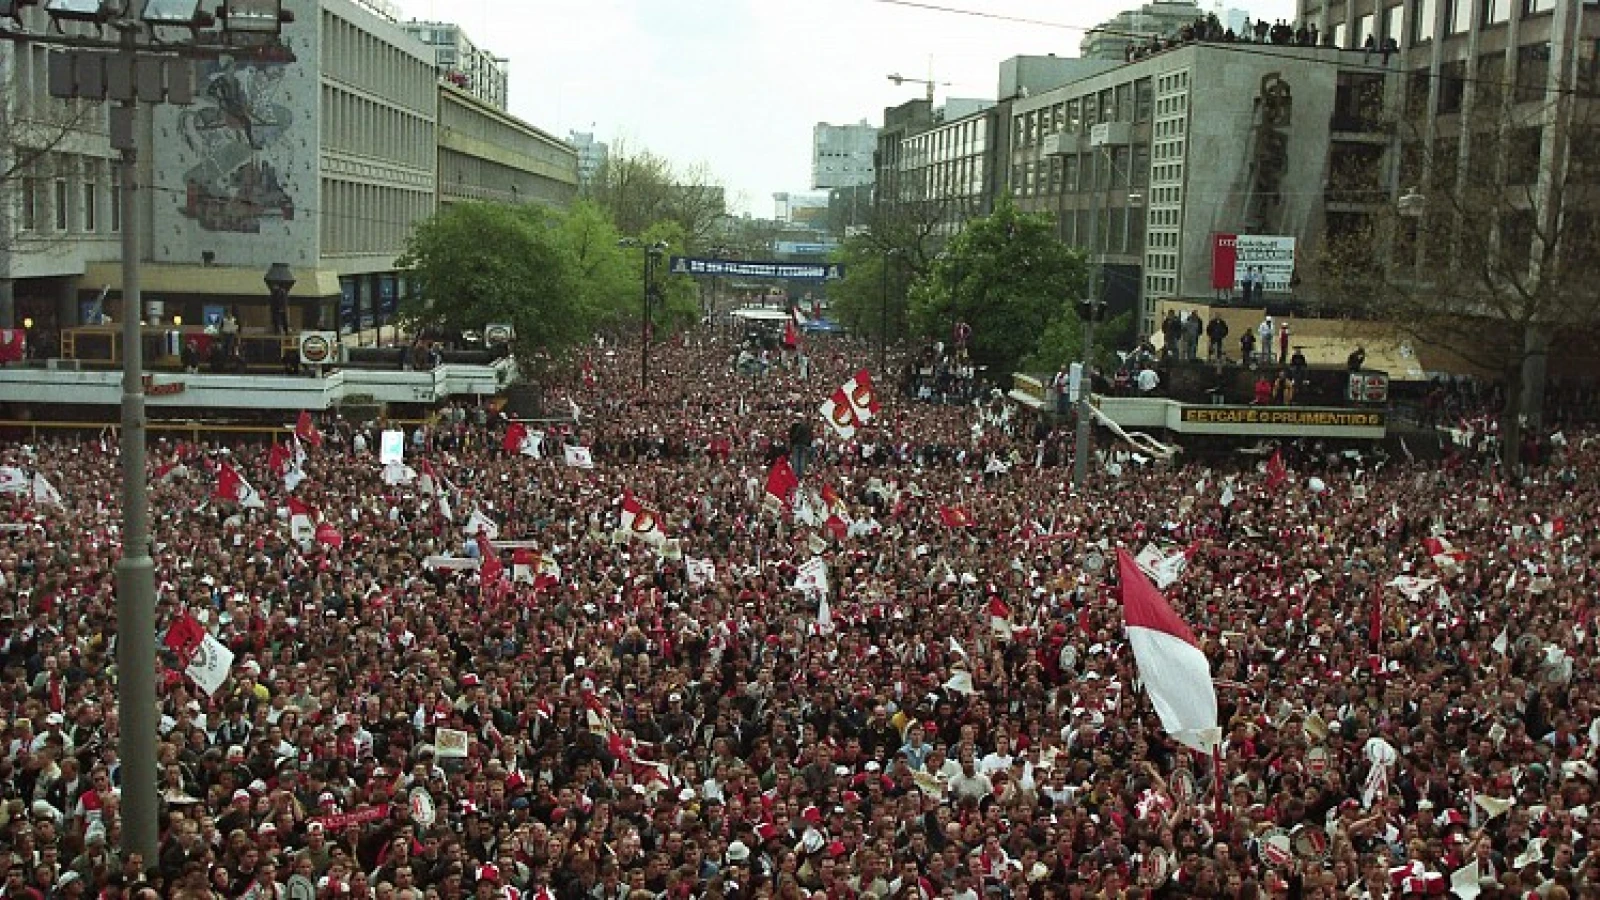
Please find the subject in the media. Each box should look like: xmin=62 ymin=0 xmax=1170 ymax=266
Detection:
xmin=62 ymin=326 xmax=298 ymax=372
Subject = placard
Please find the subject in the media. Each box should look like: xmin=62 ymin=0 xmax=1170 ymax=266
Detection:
xmin=380 ymin=430 xmax=404 ymax=465
xmin=434 ymin=727 xmax=469 ymax=759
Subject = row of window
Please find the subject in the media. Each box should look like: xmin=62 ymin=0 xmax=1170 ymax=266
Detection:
xmin=321 ymin=9 xmax=438 ymax=115
xmin=1012 ymin=79 xmax=1156 ymax=150
xmin=17 ymin=158 xmax=121 ymax=235
xmin=320 ymin=179 xmax=432 ymax=257
xmin=1010 ymin=146 xmax=1155 ymax=198
xmin=1145 ymin=274 xmax=1178 ymax=298
xmin=1314 ymin=0 xmax=1560 ymax=51
xmin=440 ymin=95 xmax=572 ymax=170
xmin=324 ymin=84 xmax=436 ymax=172
xmin=901 ymin=119 xmax=988 ymax=170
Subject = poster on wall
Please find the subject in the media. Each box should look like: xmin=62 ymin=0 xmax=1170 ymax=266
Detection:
xmin=152 ymin=0 xmax=316 ymax=269
xmin=379 ymin=276 xmax=397 ymax=319
xmin=1211 ymin=234 xmax=1297 ymax=293
xmin=339 ymin=280 xmax=357 ymax=335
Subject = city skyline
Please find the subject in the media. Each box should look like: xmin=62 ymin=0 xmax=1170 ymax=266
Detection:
xmin=396 ymin=0 xmax=1299 ymax=218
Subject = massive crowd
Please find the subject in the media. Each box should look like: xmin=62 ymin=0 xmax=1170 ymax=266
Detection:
xmin=0 ymin=330 xmax=1595 ymax=900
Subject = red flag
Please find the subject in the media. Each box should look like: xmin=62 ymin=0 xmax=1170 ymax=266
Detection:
xmin=765 ymin=457 xmax=800 ymax=508
xmin=1370 ymin=579 xmax=1384 ymax=652
xmin=315 ymin=522 xmax=343 ymax=549
xmin=267 ymin=442 xmax=292 ymax=477
xmin=295 ymin=410 xmax=323 ymax=449
xmin=783 ymin=319 xmax=801 ymax=350
xmin=843 ymin=370 xmax=881 ymax=423
xmin=0 ymin=329 xmax=26 ymax=364
xmin=503 ymin=421 xmax=529 ymax=455
xmin=1118 ymin=549 xmax=1219 ymax=752
xmin=477 ymin=534 xmax=504 ymax=594
xmin=938 ymin=506 xmax=974 ymax=528
xmin=214 ymin=463 xmax=263 ymax=508
xmin=162 ymin=612 xmax=207 ymax=666
xmin=287 ymin=496 xmax=315 ymax=519
xmin=821 ymin=484 xmax=851 ymax=540
xmin=1265 ymin=449 xmax=1287 ymax=491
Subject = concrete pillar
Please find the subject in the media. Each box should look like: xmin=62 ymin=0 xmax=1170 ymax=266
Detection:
xmin=0 ymin=278 xmax=13 ymax=330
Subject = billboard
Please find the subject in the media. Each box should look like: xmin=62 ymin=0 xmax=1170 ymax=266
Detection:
xmin=1211 ymin=234 xmax=1296 ymax=293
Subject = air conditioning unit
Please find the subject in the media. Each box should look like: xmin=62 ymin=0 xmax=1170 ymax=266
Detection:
xmin=1090 ymin=122 xmax=1133 ymax=147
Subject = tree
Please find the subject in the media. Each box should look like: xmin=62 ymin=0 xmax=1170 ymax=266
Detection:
xmin=588 ymin=141 xmax=728 ymax=248
xmin=553 ymin=199 xmax=636 ymax=334
xmin=825 ymin=200 xmax=955 ymax=344
xmin=908 ymin=198 xmax=1089 ymax=374
xmin=1316 ymin=74 xmax=1600 ymax=468
xmin=396 ymin=202 xmax=587 ymax=373
xmin=1024 ymin=310 xmax=1134 ymax=374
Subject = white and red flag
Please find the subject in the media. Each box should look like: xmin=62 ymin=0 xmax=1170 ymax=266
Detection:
xmin=1118 ymin=548 xmax=1220 ymax=753
xmin=619 ymin=493 xmax=664 ymax=546
xmin=821 ymin=484 xmax=852 ymax=541
xmin=214 ymin=463 xmax=264 ymax=509
xmin=819 ymin=386 xmax=861 ymax=440
xmin=842 ymin=369 xmax=881 ymax=424
xmin=765 ymin=457 xmax=800 ymax=509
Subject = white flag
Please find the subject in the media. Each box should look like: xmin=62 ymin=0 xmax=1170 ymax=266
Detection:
xmin=463 ymin=509 xmax=500 ymax=540
xmin=686 ymin=557 xmax=716 ymax=586
xmin=563 ymin=445 xmax=595 ymax=469
xmin=382 ymin=463 xmax=416 ymax=485
xmin=1219 ymin=483 xmax=1235 ymax=508
xmin=0 ymin=466 xmax=27 ymax=494
xmin=290 ymin=513 xmax=315 ymax=544
xmin=794 ymin=556 xmax=829 ymax=598
xmin=1492 ymin=627 xmax=1510 ymax=657
xmin=30 ymin=473 xmax=62 ymax=508
xmin=815 ymin=593 xmax=834 ymax=635
xmin=185 ymin=633 xmax=235 ymax=696
xmin=380 ymin=430 xmax=405 ymax=465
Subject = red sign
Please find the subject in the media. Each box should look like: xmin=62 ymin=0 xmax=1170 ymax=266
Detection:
xmin=1211 ymin=233 xmax=1238 ymax=290
xmin=312 ymin=803 xmax=391 ymax=832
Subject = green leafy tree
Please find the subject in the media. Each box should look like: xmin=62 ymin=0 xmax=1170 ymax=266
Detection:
xmin=909 ymin=198 xmax=1089 ymax=374
xmin=1024 ymin=310 xmax=1133 ymax=374
xmin=554 ymin=199 xmax=636 ymax=333
xmin=641 ymin=220 xmax=701 ymax=337
xmin=826 ymin=234 xmax=913 ymax=342
xmin=397 ymin=202 xmax=587 ymax=373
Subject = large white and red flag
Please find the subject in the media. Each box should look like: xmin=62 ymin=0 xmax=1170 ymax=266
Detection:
xmin=819 ymin=386 xmax=861 ymax=440
xmin=214 ymin=463 xmax=264 ymax=509
xmin=842 ymin=369 xmax=881 ymax=424
xmin=1118 ymin=548 xmax=1220 ymax=753
xmin=765 ymin=457 xmax=800 ymax=509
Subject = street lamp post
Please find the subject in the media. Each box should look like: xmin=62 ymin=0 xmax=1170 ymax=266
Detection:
xmin=879 ymin=248 xmax=899 ymax=373
xmin=620 ymin=238 xmax=669 ymax=391
xmin=4 ymin=0 xmax=293 ymax=865
xmin=1073 ymin=298 xmax=1106 ymax=490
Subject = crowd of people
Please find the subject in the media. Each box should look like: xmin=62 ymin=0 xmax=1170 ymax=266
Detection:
xmin=0 ymin=328 xmax=1596 ymax=900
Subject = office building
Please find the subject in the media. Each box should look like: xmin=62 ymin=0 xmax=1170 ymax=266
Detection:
xmin=875 ymin=98 xmax=1009 ymax=237
xmin=812 ymin=120 xmax=878 ymax=190
xmin=569 ymin=131 xmax=610 ymax=188
xmin=402 ymin=20 xmax=510 ymax=112
xmin=437 ymin=85 xmax=579 ymax=210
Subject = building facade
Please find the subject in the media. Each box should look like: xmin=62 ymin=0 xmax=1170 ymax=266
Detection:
xmin=874 ymin=99 xmax=1006 ymax=236
xmin=438 ymin=85 xmax=578 ymax=210
xmin=568 ymin=131 xmax=610 ymax=188
xmin=1007 ymin=43 xmax=1345 ymax=335
xmin=401 ymin=20 xmax=510 ymax=112
xmin=812 ymin=120 xmax=878 ymax=190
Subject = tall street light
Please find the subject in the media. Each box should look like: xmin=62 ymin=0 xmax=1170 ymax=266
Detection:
xmin=10 ymin=0 xmax=293 ymax=864
xmin=1073 ymin=297 xmax=1106 ymax=490
xmin=620 ymin=238 xmax=669 ymax=391
xmin=879 ymin=247 xmax=900 ymax=372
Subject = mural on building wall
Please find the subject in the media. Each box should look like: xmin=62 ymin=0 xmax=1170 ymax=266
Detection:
xmin=152 ymin=0 xmax=317 ymax=269
xmin=1247 ymin=72 xmax=1293 ymax=233
xmin=178 ymin=47 xmax=298 ymax=233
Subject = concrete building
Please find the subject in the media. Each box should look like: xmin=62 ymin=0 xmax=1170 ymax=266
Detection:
xmin=437 ymin=85 xmax=578 ymax=210
xmin=401 ymin=20 xmax=510 ymax=112
xmin=876 ymin=98 xmax=1010 ymax=237
xmin=0 ymin=0 xmax=578 ymax=343
xmin=568 ymin=131 xmax=610 ymax=188
xmin=1007 ymin=43 xmax=1350 ymax=335
xmin=812 ymin=120 xmax=878 ymax=190
xmin=998 ymin=55 xmax=1119 ymax=100
xmin=1080 ymin=1 xmax=1211 ymax=61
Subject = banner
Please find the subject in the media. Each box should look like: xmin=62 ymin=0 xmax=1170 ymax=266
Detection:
xmin=669 ymin=256 xmax=844 ymax=281
xmin=794 ymin=556 xmax=829 ymax=598
xmin=1212 ymin=234 xmax=1296 ymax=293
xmin=312 ymin=803 xmax=391 ymax=832
xmin=563 ymin=445 xmax=594 ymax=469
xmin=435 ymin=727 xmax=470 ymax=758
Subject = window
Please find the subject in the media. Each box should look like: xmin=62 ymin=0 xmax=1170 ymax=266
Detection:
xmin=1382 ymin=4 xmax=1403 ymax=41
xmin=1134 ymin=79 xmax=1152 ymax=123
xmin=1484 ymin=0 xmax=1510 ymax=23
xmin=1521 ymin=0 xmax=1554 ymax=12
xmin=110 ymin=174 xmax=120 ymax=232
xmin=1446 ymin=0 xmax=1471 ymax=32
xmin=20 ymin=178 xmax=35 ymax=231
xmin=1414 ymin=0 xmax=1436 ymax=43
xmin=53 ymin=178 xmax=68 ymax=231
xmin=83 ymin=182 xmax=95 ymax=231
xmin=1516 ymin=43 xmax=1551 ymax=104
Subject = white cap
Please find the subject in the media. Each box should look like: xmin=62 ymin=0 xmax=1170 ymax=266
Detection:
xmin=726 ymin=841 xmax=750 ymax=863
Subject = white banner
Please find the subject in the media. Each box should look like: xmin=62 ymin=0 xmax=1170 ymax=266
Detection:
xmin=186 ymin=633 xmax=235 ymax=696
xmin=687 ymin=557 xmax=716 ymax=586
xmin=563 ymin=445 xmax=594 ymax=469
xmin=380 ymin=430 xmax=405 ymax=466
xmin=1233 ymin=235 xmax=1296 ymax=293
xmin=0 ymin=466 xmax=27 ymax=494
xmin=794 ymin=556 xmax=829 ymax=598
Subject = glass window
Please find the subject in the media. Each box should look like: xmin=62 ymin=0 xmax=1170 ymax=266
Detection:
xmin=20 ymin=178 xmax=34 ymax=231
xmin=1446 ymin=0 xmax=1470 ymax=33
xmin=1134 ymin=79 xmax=1153 ymax=123
xmin=1484 ymin=0 xmax=1510 ymax=23
xmin=83 ymin=182 xmax=95 ymax=231
xmin=1065 ymin=99 xmax=1080 ymax=130
xmin=1414 ymin=0 xmax=1436 ymax=43
xmin=1382 ymin=4 xmax=1403 ymax=40
xmin=53 ymin=178 xmax=67 ymax=231
xmin=1522 ymin=0 xmax=1554 ymax=12
xmin=1517 ymin=43 xmax=1551 ymax=104
xmin=1114 ymin=83 xmax=1132 ymax=122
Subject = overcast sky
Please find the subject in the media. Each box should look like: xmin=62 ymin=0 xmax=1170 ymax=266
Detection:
xmin=395 ymin=0 xmax=1299 ymax=217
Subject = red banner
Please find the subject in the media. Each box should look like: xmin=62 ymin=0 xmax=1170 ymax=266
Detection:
xmin=313 ymin=803 xmax=391 ymax=832
xmin=1210 ymin=233 xmax=1238 ymax=290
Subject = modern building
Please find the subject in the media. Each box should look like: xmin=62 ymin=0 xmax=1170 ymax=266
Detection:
xmin=874 ymin=98 xmax=1006 ymax=235
xmin=812 ymin=120 xmax=878 ymax=190
xmin=0 ymin=0 xmax=578 ymax=342
xmin=437 ymin=85 xmax=578 ymax=210
xmin=568 ymin=131 xmax=610 ymax=189
xmin=401 ymin=20 xmax=510 ymax=112
xmin=1080 ymin=1 xmax=1212 ymax=61
xmin=997 ymin=55 xmax=1119 ymax=100
xmin=1006 ymin=43 xmax=1352 ymax=334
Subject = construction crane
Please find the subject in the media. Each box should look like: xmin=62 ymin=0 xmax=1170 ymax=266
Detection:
xmin=887 ymin=71 xmax=950 ymax=104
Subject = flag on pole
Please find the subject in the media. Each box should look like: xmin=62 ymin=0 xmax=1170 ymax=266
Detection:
xmin=295 ymin=410 xmax=324 ymax=448
xmin=765 ymin=457 xmax=800 ymax=509
xmin=463 ymin=509 xmax=500 ymax=541
xmin=794 ymin=556 xmax=829 ymax=599
xmin=819 ymin=387 xmax=861 ymax=440
xmin=1118 ymin=549 xmax=1220 ymax=753
xmin=619 ymin=493 xmax=665 ymax=546
xmin=30 ymin=473 xmax=62 ymax=508
xmin=1266 ymin=449 xmax=1288 ymax=491
xmin=563 ymin=445 xmax=595 ymax=469
xmin=314 ymin=521 xmax=344 ymax=549
xmin=214 ymin=463 xmax=264 ymax=509
xmin=503 ymin=422 xmax=543 ymax=457
xmin=842 ymin=370 xmax=881 ymax=424
xmin=186 ymin=631 xmax=234 ymax=696
xmin=162 ymin=611 xmax=208 ymax=666
xmin=821 ymin=484 xmax=852 ymax=540
xmin=287 ymin=497 xmax=317 ymax=543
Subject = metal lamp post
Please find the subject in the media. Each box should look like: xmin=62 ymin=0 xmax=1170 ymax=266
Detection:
xmin=4 ymin=0 xmax=293 ymax=865
xmin=619 ymin=238 xmax=669 ymax=391
xmin=878 ymin=247 xmax=899 ymax=372
xmin=1073 ymin=297 xmax=1106 ymax=490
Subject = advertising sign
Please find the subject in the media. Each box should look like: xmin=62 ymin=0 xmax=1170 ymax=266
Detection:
xmin=669 ymin=257 xmax=844 ymax=281
xmin=1212 ymin=234 xmax=1296 ymax=293
xmin=298 ymin=331 xmax=337 ymax=366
